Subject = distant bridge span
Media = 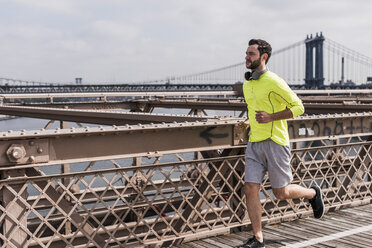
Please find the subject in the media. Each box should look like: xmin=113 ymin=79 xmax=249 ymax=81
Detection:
xmin=1 ymin=33 xmax=372 ymax=93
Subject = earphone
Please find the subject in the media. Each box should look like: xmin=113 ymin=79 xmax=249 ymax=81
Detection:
xmin=244 ymin=71 xmax=252 ymax=81
xmin=244 ymin=68 xmax=268 ymax=81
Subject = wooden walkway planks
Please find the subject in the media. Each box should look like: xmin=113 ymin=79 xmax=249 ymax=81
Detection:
xmin=178 ymin=204 xmax=372 ymax=247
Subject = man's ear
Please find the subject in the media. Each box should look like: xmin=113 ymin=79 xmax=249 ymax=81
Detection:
xmin=261 ymin=53 xmax=268 ymax=63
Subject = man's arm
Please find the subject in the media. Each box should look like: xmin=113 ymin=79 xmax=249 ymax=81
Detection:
xmin=255 ymin=109 xmax=293 ymax=123
xmin=269 ymin=78 xmax=305 ymax=120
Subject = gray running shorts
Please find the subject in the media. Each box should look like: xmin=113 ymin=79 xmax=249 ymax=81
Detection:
xmin=244 ymin=139 xmax=293 ymax=188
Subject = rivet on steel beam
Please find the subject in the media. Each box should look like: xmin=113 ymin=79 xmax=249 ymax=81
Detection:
xmin=8 ymin=130 xmax=12 ymax=133
xmin=29 ymin=141 xmax=35 ymax=146
xmin=71 ymin=184 xmax=80 ymax=194
xmin=37 ymin=147 xmax=43 ymax=153
xmin=29 ymin=156 xmax=35 ymax=163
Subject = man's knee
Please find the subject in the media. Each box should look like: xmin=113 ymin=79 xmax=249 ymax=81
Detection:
xmin=244 ymin=182 xmax=260 ymax=196
xmin=272 ymin=187 xmax=287 ymax=200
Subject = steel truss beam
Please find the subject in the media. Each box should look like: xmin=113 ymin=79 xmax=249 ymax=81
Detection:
xmin=0 ymin=105 xmax=210 ymax=125
xmin=130 ymin=99 xmax=372 ymax=114
xmin=0 ymin=91 xmax=235 ymax=100
xmin=0 ymin=120 xmax=238 ymax=167
xmin=1 ymin=100 xmax=372 ymax=122
xmin=0 ymin=113 xmax=371 ymax=168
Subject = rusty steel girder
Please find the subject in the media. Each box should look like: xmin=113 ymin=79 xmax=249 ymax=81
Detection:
xmin=0 ymin=112 xmax=371 ymax=168
xmin=0 ymin=105 xmax=210 ymax=125
xmin=0 ymin=120 xmax=238 ymax=167
xmin=131 ymin=99 xmax=372 ymax=114
xmin=288 ymin=112 xmax=372 ymax=139
xmin=12 ymin=95 xmax=372 ymax=112
xmin=2 ymin=99 xmax=372 ymax=121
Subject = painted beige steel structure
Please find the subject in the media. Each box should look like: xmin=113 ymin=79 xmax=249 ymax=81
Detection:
xmin=0 ymin=90 xmax=371 ymax=247
xmin=0 ymin=109 xmax=371 ymax=247
xmin=2 ymin=90 xmax=371 ymax=118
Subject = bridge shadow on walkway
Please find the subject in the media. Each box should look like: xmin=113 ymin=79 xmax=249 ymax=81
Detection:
xmin=178 ymin=204 xmax=372 ymax=248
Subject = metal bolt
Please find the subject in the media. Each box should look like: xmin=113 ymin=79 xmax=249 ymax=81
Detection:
xmin=37 ymin=147 xmax=43 ymax=153
xmin=7 ymin=145 xmax=27 ymax=162
xmin=12 ymin=150 xmax=20 ymax=159
xmin=29 ymin=156 xmax=35 ymax=163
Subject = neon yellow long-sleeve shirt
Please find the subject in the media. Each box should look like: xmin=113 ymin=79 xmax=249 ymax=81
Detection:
xmin=243 ymin=71 xmax=304 ymax=146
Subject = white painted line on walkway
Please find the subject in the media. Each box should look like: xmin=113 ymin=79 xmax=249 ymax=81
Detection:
xmin=280 ymin=224 xmax=372 ymax=248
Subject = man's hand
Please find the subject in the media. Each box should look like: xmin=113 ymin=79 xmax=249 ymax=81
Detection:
xmin=255 ymin=110 xmax=272 ymax=123
xmin=255 ymin=109 xmax=294 ymax=123
xmin=235 ymin=120 xmax=249 ymax=134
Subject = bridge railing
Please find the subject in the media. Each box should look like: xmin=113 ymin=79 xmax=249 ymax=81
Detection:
xmin=0 ymin=114 xmax=371 ymax=247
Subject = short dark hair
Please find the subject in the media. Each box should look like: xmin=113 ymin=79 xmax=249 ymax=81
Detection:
xmin=248 ymin=39 xmax=272 ymax=64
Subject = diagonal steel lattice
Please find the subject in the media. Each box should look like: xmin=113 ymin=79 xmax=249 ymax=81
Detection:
xmin=0 ymin=134 xmax=371 ymax=247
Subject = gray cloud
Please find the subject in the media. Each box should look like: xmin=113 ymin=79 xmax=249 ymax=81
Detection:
xmin=0 ymin=0 xmax=371 ymax=83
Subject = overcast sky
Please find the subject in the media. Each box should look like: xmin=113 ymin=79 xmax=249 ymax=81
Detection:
xmin=0 ymin=0 xmax=371 ymax=83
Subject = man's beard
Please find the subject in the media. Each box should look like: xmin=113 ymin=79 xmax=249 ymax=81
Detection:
xmin=247 ymin=58 xmax=261 ymax=70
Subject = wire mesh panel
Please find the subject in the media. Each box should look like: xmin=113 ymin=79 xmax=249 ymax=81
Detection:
xmin=0 ymin=128 xmax=371 ymax=247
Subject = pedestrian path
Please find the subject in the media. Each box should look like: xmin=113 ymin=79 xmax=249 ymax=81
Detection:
xmin=178 ymin=204 xmax=372 ymax=247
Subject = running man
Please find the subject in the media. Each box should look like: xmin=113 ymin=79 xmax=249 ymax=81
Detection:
xmin=235 ymin=39 xmax=324 ymax=248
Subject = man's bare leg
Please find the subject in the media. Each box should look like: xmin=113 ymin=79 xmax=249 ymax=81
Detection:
xmin=272 ymin=184 xmax=316 ymax=200
xmin=244 ymin=182 xmax=263 ymax=242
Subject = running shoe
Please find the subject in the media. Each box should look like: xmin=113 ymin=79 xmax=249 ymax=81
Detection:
xmin=309 ymin=185 xmax=325 ymax=219
xmin=234 ymin=236 xmax=265 ymax=248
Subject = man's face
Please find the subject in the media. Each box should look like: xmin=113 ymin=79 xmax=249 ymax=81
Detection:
xmin=246 ymin=44 xmax=262 ymax=70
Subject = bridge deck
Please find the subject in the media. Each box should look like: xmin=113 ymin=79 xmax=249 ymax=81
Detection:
xmin=178 ymin=204 xmax=372 ymax=248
